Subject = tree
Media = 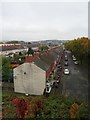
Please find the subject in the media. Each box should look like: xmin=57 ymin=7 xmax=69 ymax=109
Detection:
xmin=0 ymin=42 xmax=3 ymax=44
xmin=27 ymin=47 xmax=34 ymax=55
xmin=19 ymin=52 xmax=22 ymax=56
xmin=39 ymin=46 xmax=49 ymax=51
xmin=2 ymin=57 xmax=12 ymax=82
xmin=64 ymin=37 xmax=89 ymax=65
xmin=5 ymin=40 xmax=25 ymax=44
xmin=28 ymin=42 xmax=31 ymax=44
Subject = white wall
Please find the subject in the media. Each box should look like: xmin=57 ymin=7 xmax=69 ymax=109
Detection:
xmin=1 ymin=48 xmax=27 ymax=56
xmin=14 ymin=63 xmax=46 ymax=95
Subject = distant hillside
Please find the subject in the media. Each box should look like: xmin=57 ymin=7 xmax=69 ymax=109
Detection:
xmin=32 ymin=40 xmax=70 ymax=45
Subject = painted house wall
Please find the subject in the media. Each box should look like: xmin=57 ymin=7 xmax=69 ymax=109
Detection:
xmin=14 ymin=63 xmax=46 ymax=95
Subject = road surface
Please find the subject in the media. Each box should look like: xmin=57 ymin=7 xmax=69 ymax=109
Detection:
xmin=52 ymin=50 xmax=88 ymax=102
xmin=62 ymin=50 xmax=88 ymax=102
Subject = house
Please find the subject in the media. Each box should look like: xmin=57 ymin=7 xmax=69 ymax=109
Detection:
xmin=0 ymin=44 xmax=23 ymax=51
xmin=13 ymin=47 xmax=60 ymax=95
xmin=14 ymin=62 xmax=47 ymax=95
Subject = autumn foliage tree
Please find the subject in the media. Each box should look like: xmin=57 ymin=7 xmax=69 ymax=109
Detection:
xmin=64 ymin=37 xmax=89 ymax=65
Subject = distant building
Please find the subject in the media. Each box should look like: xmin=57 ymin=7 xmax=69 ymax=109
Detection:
xmin=13 ymin=47 xmax=61 ymax=95
xmin=0 ymin=44 xmax=23 ymax=51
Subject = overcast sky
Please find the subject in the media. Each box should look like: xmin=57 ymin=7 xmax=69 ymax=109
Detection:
xmin=1 ymin=2 xmax=88 ymax=41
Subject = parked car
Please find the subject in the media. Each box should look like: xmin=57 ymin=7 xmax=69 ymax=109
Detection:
xmin=50 ymin=81 xmax=55 ymax=87
xmin=46 ymin=82 xmax=50 ymax=87
xmin=46 ymin=86 xmax=52 ymax=93
xmin=73 ymin=57 xmax=76 ymax=61
xmin=74 ymin=61 xmax=78 ymax=65
xmin=57 ymin=64 xmax=61 ymax=68
xmin=56 ymin=80 xmax=60 ymax=84
xmin=57 ymin=65 xmax=62 ymax=70
xmin=64 ymin=62 xmax=68 ymax=66
xmin=46 ymin=82 xmax=52 ymax=93
xmin=64 ymin=68 xmax=70 ymax=75
xmin=65 ymin=58 xmax=68 ymax=61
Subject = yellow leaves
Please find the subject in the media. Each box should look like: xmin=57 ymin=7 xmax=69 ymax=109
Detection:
xmin=65 ymin=37 xmax=89 ymax=54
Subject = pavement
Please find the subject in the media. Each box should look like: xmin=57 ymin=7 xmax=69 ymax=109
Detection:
xmin=61 ymin=50 xmax=88 ymax=102
xmin=51 ymin=51 xmax=64 ymax=95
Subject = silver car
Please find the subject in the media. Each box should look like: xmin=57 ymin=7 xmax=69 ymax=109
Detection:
xmin=64 ymin=68 xmax=70 ymax=75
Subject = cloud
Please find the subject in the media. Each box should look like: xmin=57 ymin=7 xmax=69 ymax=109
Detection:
xmin=1 ymin=2 xmax=88 ymax=41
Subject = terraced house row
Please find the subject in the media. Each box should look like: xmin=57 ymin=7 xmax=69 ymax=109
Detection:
xmin=13 ymin=47 xmax=62 ymax=95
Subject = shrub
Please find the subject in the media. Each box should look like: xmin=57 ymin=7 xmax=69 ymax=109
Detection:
xmin=2 ymin=95 xmax=89 ymax=119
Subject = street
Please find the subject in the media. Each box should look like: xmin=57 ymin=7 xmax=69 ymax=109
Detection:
xmin=53 ymin=50 xmax=88 ymax=102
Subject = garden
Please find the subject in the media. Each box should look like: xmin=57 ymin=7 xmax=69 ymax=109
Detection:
xmin=1 ymin=91 xmax=90 ymax=119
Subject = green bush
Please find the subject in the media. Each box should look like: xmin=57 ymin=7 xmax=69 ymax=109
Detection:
xmin=2 ymin=92 xmax=90 ymax=119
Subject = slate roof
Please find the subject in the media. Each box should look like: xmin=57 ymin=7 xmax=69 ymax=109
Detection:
xmin=33 ymin=57 xmax=50 ymax=71
xmin=33 ymin=48 xmax=60 ymax=71
xmin=48 ymin=51 xmax=57 ymax=59
xmin=14 ymin=47 xmax=60 ymax=72
xmin=39 ymin=53 xmax=55 ymax=66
